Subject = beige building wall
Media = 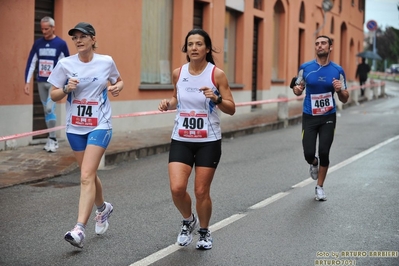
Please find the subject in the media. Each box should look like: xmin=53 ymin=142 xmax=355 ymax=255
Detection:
xmin=0 ymin=0 xmax=365 ymax=148
xmin=0 ymin=0 xmax=35 ymax=146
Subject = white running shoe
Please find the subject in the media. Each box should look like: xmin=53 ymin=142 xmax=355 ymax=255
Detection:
xmin=315 ymin=185 xmax=327 ymax=201
xmin=47 ymin=138 xmax=57 ymax=153
xmin=64 ymin=226 xmax=85 ymax=248
xmin=43 ymin=138 xmax=50 ymax=151
xmin=95 ymin=202 xmax=113 ymax=235
xmin=309 ymin=158 xmax=319 ymax=180
xmin=196 ymin=229 xmax=213 ymax=250
xmin=177 ymin=214 xmax=199 ymax=246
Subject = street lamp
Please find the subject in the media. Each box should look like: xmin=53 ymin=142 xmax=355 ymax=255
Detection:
xmin=322 ymin=0 xmax=334 ymax=12
xmin=314 ymin=0 xmax=334 ymax=38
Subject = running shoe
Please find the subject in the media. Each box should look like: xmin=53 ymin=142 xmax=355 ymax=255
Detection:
xmin=47 ymin=138 xmax=57 ymax=153
xmin=43 ymin=138 xmax=50 ymax=151
xmin=309 ymin=158 xmax=319 ymax=180
xmin=64 ymin=226 xmax=85 ymax=248
xmin=176 ymin=214 xmax=199 ymax=246
xmin=95 ymin=202 xmax=113 ymax=235
xmin=315 ymin=185 xmax=327 ymax=201
xmin=196 ymin=228 xmax=213 ymax=250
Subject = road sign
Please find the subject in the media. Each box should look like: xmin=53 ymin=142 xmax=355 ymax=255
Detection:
xmin=366 ymin=20 xmax=378 ymax=31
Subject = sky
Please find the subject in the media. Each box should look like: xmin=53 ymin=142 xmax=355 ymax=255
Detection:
xmin=365 ymin=0 xmax=399 ymax=31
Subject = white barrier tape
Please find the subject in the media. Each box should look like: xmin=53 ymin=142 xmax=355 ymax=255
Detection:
xmin=236 ymin=97 xmax=291 ymax=107
xmin=111 ymin=109 xmax=175 ymax=119
xmin=0 ymin=125 xmax=66 ymax=142
xmin=347 ymin=81 xmax=384 ymax=92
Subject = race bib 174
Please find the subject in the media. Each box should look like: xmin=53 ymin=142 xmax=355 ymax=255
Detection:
xmin=71 ymin=99 xmax=99 ymax=127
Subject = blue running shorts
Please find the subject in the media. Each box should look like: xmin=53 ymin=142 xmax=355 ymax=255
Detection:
xmin=67 ymin=129 xmax=112 ymax=151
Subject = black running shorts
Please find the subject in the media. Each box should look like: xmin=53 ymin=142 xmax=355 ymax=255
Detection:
xmin=169 ymin=139 xmax=222 ymax=168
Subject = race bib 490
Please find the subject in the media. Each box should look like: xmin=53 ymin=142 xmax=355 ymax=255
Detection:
xmin=178 ymin=109 xmax=208 ymax=138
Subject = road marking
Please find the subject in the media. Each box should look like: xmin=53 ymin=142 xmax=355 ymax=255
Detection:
xmin=292 ymin=178 xmax=314 ymax=188
xmin=130 ymin=213 xmax=246 ymax=266
xmin=249 ymin=192 xmax=289 ymax=209
xmin=209 ymin=213 xmax=247 ymax=232
xmin=328 ymin=135 xmax=399 ymax=172
xmin=292 ymin=135 xmax=399 ymax=189
xmin=129 ymin=135 xmax=399 ymax=266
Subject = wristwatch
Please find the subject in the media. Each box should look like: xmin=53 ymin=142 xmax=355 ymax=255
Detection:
xmin=214 ymin=95 xmax=222 ymax=105
xmin=63 ymin=85 xmax=69 ymax=94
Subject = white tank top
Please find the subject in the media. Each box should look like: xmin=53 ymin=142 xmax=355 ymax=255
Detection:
xmin=171 ymin=62 xmax=221 ymax=142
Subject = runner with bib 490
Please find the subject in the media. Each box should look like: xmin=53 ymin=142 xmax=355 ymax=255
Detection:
xmin=158 ymin=29 xmax=235 ymax=250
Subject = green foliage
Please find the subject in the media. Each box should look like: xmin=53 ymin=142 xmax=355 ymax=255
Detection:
xmin=372 ymin=27 xmax=399 ymax=71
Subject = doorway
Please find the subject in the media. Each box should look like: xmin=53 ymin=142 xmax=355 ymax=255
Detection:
xmin=32 ymin=0 xmax=54 ymax=139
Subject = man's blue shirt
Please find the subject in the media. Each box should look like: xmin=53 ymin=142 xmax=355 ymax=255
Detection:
xmin=297 ymin=60 xmax=347 ymax=115
xmin=25 ymin=36 xmax=70 ymax=83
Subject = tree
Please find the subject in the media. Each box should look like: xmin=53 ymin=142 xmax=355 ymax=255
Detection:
xmin=372 ymin=27 xmax=399 ymax=71
xmin=377 ymin=27 xmax=399 ymax=61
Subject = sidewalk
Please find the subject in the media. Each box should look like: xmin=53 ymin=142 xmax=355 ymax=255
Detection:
xmin=0 ymin=103 xmax=304 ymax=189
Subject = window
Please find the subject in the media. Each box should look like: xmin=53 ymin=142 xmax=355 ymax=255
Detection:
xmin=299 ymin=1 xmax=305 ymax=23
xmin=254 ymin=0 xmax=263 ymax=10
xmin=140 ymin=0 xmax=173 ymax=84
xmin=224 ymin=9 xmax=238 ymax=83
xmin=194 ymin=1 xmax=204 ymax=29
xmin=358 ymin=0 xmax=365 ymax=11
xmin=272 ymin=1 xmax=285 ymax=80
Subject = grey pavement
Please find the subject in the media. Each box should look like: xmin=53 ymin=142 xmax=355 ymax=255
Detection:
xmin=148 ymin=136 xmax=399 ymax=266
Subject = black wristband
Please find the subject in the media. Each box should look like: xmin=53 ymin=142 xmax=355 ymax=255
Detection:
xmin=214 ymin=95 xmax=222 ymax=104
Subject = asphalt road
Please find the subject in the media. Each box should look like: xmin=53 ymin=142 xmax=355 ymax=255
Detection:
xmin=1 ymin=83 xmax=398 ymax=266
